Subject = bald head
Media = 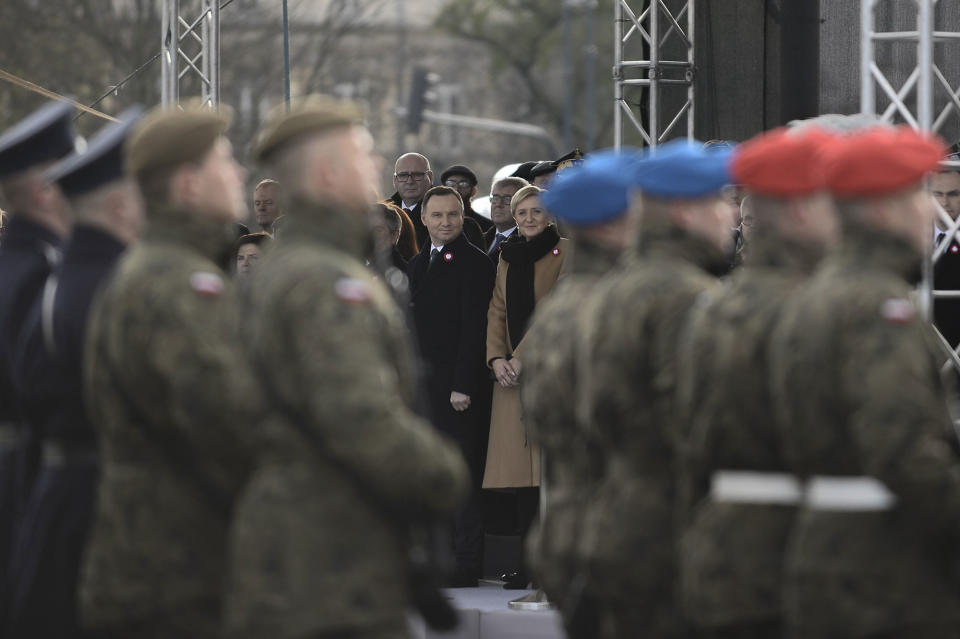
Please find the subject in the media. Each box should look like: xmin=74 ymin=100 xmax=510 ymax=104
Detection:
xmin=393 ymin=152 xmax=433 ymax=207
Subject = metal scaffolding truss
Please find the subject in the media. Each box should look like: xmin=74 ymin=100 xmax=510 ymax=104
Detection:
xmin=860 ymin=0 xmax=960 ymax=370
xmin=613 ymin=0 xmax=694 ymax=149
xmin=161 ymin=0 xmax=221 ymax=107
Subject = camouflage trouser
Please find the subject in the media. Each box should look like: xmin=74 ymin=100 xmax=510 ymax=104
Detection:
xmin=83 ymin=599 xmax=220 ymax=639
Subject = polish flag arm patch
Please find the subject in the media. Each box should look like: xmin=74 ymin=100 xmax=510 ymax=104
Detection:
xmin=880 ymin=298 xmax=916 ymax=324
xmin=189 ymin=272 xmax=224 ymax=296
xmin=335 ymin=277 xmax=372 ymax=304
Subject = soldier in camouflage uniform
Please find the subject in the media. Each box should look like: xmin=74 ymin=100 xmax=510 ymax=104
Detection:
xmin=81 ymin=105 xmax=260 ymax=638
xmin=770 ymin=126 xmax=960 ymax=638
xmin=576 ymin=140 xmax=738 ymax=639
xmin=675 ymin=128 xmax=838 ymax=639
xmin=522 ymin=149 xmax=641 ymax=638
xmin=224 ymin=97 xmax=469 ymax=639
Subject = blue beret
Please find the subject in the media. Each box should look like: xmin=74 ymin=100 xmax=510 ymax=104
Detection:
xmin=541 ymin=147 xmax=643 ymax=226
xmin=632 ymin=139 xmax=733 ymax=198
xmin=0 ymin=100 xmax=77 ymax=180
xmin=45 ymin=107 xmax=144 ymax=198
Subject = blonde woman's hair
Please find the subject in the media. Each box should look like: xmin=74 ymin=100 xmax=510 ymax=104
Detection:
xmin=510 ymin=184 xmax=544 ymax=215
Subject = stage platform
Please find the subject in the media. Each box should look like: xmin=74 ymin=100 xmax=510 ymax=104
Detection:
xmin=409 ymin=582 xmax=566 ymax=639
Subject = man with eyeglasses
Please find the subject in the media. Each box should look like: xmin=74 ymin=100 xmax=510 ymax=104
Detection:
xmin=388 ymin=152 xmax=435 ymax=250
xmin=441 ymin=164 xmax=493 ymax=247
xmin=485 ymin=176 xmax=529 ymax=261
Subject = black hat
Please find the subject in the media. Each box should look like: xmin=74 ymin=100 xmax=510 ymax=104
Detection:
xmin=529 ymin=160 xmax=556 ymax=179
xmin=509 ymin=161 xmax=539 ymax=182
xmin=440 ymin=164 xmax=477 ymax=186
xmin=553 ymin=147 xmax=584 ymax=173
xmin=45 ymin=107 xmax=144 ymax=198
xmin=0 ymin=100 xmax=77 ymax=180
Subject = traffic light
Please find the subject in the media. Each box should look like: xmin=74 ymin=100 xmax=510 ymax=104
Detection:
xmin=406 ymin=66 xmax=440 ymax=134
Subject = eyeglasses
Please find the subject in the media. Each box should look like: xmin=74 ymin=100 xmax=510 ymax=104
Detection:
xmin=444 ymin=179 xmax=473 ymax=189
xmin=395 ymin=171 xmax=429 ymax=182
xmin=490 ymin=194 xmax=514 ymax=204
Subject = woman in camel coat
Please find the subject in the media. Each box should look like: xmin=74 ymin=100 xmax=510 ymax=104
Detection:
xmin=482 ymin=184 xmax=567 ymax=588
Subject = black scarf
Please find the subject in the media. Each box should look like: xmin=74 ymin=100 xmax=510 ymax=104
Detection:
xmin=500 ymin=224 xmax=561 ymax=351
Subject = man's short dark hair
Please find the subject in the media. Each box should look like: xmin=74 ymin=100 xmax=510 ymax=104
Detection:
xmin=421 ymin=185 xmax=463 ymax=213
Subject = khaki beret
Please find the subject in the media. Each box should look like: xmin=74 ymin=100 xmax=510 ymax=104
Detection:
xmin=125 ymin=101 xmax=232 ymax=176
xmin=253 ymin=95 xmax=362 ymax=163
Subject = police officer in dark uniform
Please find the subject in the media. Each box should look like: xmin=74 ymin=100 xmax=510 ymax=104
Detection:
xmin=0 ymin=100 xmax=76 ymax=602
xmin=4 ymin=108 xmax=143 ymax=638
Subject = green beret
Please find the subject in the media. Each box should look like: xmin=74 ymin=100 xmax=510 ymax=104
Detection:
xmin=125 ymin=102 xmax=232 ymax=177
xmin=253 ymin=95 xmax=362 ymax=163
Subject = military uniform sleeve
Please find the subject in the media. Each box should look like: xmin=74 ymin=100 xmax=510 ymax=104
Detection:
xmin=454 ymin=256 xmax=495 ymax=397
xmin=286 ymin=276 xmax=469 ymax=518
xmin=842 ymin=298 xmax=960 ymax=537
xmin=137 ymin=278 xmax=261 ymax=493
xmin=486 ymin=261 xmax=509 ymax=365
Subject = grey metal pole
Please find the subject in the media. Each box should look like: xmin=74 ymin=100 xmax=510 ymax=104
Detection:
xmin=282 ymin=0 xmax=291 ymax=110
xmin=584 ymin=0 xmax=597 ymax=150
xmin=614 ymin=0 xmax=623 ymax=149
xmin=161 ymin=0 xmax=178 ymax=106
xmin=210 ymin=0 xmax=220 ymax=106
xmin=917 ymin=0 xmax=933 ymax=131
xmin=859 ymin=0 xmax=875 ymax=117
xmin=649 ymin=0 xmax=659 ymax=146
xmin=562 ymin=0 xmax=575 ymax=151
xmin=687 ymin=0 xmax=695 ymax=139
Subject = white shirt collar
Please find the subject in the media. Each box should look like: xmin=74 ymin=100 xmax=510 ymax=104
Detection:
xmin=497 ymin=226 xmax=517 ymax=237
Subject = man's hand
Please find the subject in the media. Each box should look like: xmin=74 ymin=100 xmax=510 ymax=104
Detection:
xmin=450 ymin=391 xmax=472 ymax=411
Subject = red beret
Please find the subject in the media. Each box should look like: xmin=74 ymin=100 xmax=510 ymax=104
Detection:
xmin=731 ymin=127 xmax=834 ymax=197
xmin=823 ymin=125 xmax=946 ymax=198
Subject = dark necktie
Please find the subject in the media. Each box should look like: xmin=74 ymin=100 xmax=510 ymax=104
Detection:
xmin=429 ymin=247 xmax=440 ymax=267
xmin=488 ymin=233 xmax=506 ymax=255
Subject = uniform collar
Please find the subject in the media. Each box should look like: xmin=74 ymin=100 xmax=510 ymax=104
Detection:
xmin=745 ymin=230 xmax=825 ymax=275
xmin=567 ymin=240 xmax=621 ymax=277
xmin=837 ymin=223 xmax=923 ymax=283
xmin=143 ymin=207 xmax=236 ymax=267
xmin=636 ymin=220 xmax=731 ymax=276
xmin=2 ymin=214 xmax=63 ymax=249
xmin=281 ymin=196 xmax=368 ymax=257
xmin=65 ymin=223 xmax=127 ymax=260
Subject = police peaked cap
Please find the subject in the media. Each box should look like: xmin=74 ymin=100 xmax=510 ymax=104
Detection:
xmin=46 ymin=107 xmax=144 ymax=198
xmin=0 ymin=100 xmax=77 ymax=180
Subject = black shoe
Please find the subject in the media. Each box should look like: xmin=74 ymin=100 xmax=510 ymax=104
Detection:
xmin=446 ymin=566 xmax=479 ymax=588
xmin=500 ymin=570 xmax=530 ymax=590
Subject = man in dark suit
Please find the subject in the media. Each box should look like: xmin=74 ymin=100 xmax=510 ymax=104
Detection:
xmin=484 ymin=176 xmax=528 ymax=262
xmin=407 ymin=185 xmax=496 ymax=587
xmin=389 ymin=152 xmax=434 ymax=248
xmin=441 ymin=164 xmax=494 ymax=245
xmin=933 ymin=163 xmax=960 ymax=350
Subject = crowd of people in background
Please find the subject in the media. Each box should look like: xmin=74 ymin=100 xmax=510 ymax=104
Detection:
xmin=1 ymin=93 xmax=960 ymax=639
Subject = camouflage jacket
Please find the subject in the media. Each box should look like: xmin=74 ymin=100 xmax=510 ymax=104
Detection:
xmin=521 ymin=240 xmax=622 ymax=603
xmin=81 ymin=212 xmax=260 ymax=633
xmin=576 ymin=224 xmax=723 ymax=608
xmin=770 ymin=226 xmax=960 ymax=635
xmin=225 ymin=198 xmax=469 ymax=638
xmin=676 ymin=232 xmax=823 ymax=628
